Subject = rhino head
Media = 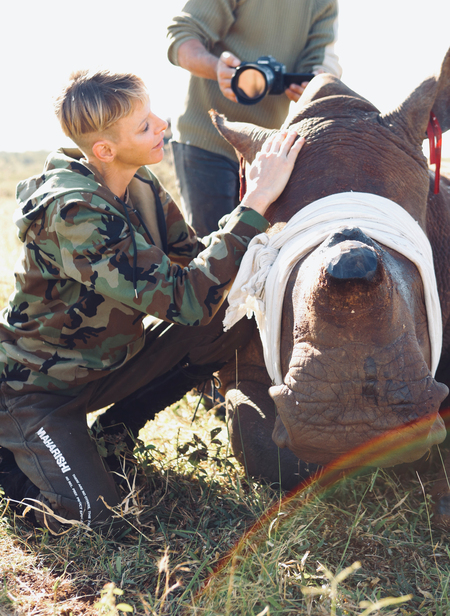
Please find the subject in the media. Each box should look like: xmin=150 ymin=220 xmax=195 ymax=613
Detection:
xmin=212 ymin=48 xmax=450 ymax=469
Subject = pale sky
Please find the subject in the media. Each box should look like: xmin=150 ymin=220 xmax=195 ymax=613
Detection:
xmin=1 ymin=0 xmax=449 ymax=157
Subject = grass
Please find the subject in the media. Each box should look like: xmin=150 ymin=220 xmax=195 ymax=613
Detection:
xmin=0 ymin=151 xmax=449 ymax=615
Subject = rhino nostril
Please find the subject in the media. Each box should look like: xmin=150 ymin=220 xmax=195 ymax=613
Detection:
xmin=324 ymin=240 xmax=378 ymax=281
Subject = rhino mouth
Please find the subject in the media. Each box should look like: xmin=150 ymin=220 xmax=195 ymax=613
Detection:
xmin=270 ymin=337 xmax=448 ymax=468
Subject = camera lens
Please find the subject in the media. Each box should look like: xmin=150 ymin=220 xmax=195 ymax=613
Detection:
xmin=231 ymin=64 xmax=270 ymax=105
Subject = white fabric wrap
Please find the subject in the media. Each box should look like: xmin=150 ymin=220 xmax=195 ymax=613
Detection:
xmin=223 ymin=192 xmax=442 ymax=384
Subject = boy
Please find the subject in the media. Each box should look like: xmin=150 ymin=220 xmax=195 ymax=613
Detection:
xmin=0 ymin=69 xmax=304 ymax=533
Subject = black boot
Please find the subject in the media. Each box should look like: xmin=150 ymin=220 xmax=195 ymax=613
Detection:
xmin=0 ymin=447 xmax=39 ymax=509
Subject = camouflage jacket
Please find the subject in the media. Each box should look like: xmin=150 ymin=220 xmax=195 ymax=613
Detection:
xmin=0 ymin=148 xmax=268 ymax=392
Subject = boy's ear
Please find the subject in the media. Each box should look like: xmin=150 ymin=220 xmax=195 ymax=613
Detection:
xmin=92 ymin=139 xmax=116 ymax=163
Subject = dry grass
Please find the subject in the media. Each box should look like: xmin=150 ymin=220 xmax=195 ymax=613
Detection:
xmin=2 ymin=448 xmax=450 ymax=615
xmin=0 ymin=152 xmax=449 ymax=615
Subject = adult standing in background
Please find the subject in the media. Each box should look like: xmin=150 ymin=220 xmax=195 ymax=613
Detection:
xmin=167 ymin=0 xmax=342 ymax=237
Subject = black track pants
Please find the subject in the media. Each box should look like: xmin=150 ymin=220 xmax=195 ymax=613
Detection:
xmin=0 ymin=308 xmax=254 ymax=532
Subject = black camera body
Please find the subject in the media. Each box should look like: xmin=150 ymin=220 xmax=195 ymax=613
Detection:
xmin=255 ymin=56 xmax=297 ymax=95
xmin=231 ymin=55 xmax=314 ymax=105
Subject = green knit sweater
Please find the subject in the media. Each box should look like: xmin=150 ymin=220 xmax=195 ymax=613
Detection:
xmin=167 ymin=0 xmax=341 ymax=161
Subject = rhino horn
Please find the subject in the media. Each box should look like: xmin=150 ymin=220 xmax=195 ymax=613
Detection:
xmin=381 ymin=46 xmax=450 ymax=143
xmin=209 ymin=109 xmax=277 ymax=164
xmin=324 ymin=240 xmax=378 ymax=282
xmin=313 ymin=229 xmax=385 ymax=317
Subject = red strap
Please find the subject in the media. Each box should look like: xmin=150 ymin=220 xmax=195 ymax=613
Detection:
xmin=239 ymin=156 xmax=247 ymax=200
xmin=427 ymin=111 xmax=442 ymax=195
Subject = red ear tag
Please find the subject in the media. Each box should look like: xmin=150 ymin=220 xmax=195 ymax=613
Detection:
xmin=427 ymin=111 xmax=442 ymax=195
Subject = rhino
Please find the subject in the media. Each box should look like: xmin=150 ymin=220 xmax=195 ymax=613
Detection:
xmin=210 ymin=47 xmax=450 ymax=528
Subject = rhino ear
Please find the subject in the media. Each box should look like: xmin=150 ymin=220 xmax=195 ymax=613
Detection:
xmin=209 ymin=109 xmax=277 ymax=164
xmin=432 ymin=47 xmax=450 ymax=133
xmin=381 ymin=47 xmax=450 ymax=143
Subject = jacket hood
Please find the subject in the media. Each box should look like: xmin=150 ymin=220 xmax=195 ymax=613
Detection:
xmin=14 ymin=148 xmax=109 ymax=242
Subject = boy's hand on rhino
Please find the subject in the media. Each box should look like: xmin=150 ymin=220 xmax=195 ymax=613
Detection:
xmin=241 ymin=130 xmax=305 ymax=216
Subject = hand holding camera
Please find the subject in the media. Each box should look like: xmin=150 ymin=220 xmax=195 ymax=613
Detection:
xmin=230 ymin=55 xmax=315 ymax=105
xmin=217 ymin=51 xmax=241 ymax=103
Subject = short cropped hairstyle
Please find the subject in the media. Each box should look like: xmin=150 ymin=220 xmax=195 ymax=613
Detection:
xmin=54 ymin=69 xmax=148 ymax=142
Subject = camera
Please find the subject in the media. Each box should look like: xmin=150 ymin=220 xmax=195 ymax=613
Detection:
xmin=231 ymin=55 xmax=314 ymax=105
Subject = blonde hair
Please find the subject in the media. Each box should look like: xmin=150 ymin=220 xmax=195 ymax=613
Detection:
xmin=54 ymin=69 xmax=148 ymax=145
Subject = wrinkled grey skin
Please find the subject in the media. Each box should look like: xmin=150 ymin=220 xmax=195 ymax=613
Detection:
xmin=270 ymin=228 xmax=447 ymax=467
xmin=212 ymin=48 xmax=450 ymax=526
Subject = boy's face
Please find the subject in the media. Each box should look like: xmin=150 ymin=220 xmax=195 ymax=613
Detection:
xmin=112 ymin=98 xmax=168 ymax=169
